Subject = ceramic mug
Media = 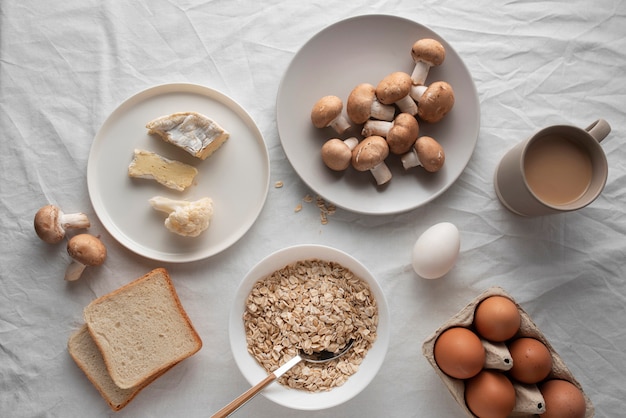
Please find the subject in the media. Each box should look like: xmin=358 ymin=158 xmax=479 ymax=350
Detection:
xmin=494 ymin=119 xmax=611 ymax=216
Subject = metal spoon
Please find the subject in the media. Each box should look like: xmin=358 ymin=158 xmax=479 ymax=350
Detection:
xmin=211 ymin=339 xmax=355 ymax=418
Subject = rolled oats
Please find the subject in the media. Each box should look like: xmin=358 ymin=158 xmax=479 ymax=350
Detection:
xmin=243 ymin=259 xmax=378 ymax=392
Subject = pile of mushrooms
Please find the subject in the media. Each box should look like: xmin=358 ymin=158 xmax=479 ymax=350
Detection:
xmin=34 ymin=204 xmax=106 ymax=281
xmin=310 ymin=38 xmax=454 ymax=186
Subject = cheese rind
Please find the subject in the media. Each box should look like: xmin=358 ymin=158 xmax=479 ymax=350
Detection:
xmin=146 ymin=111 xmax=230 ymax=160
xmin=128 ymin=149 xmax=198 ymax=191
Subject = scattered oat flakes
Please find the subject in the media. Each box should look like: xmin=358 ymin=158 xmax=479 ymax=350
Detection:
xmin=296 ymin=194 xmax=336 ymax=224
xmin=274 ymin=181 xmax=284 ymax=188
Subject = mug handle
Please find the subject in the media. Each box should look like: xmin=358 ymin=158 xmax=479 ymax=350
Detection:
xmin=586 ymin=119 xmax=611 ymax=143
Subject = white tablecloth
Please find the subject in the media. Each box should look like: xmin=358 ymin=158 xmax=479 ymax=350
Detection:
xmin=2 ymin=1 xmax=625 ymax=417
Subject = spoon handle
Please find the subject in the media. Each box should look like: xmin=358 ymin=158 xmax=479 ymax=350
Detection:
xmin=211 ymin=373 xmax=277 ymax=418
xmin=211 ymin=355 xmax=302 ymax=418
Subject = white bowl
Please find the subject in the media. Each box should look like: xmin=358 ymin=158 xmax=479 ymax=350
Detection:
xmin=228 ymin=244 xmax=390 ymax=410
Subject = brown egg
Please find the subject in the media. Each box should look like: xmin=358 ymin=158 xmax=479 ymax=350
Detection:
xmin=540 ymin=379 xmax=586 ymax=418
xmin=465 ymin=369 xmax=516 ymax=418
xmin=508 ymin=337 xmax=553 ymax=384
xmin=434 ymin=327 xmax=485 ymax=379
xmin=474 ymin=295 xmax=521 ymax=342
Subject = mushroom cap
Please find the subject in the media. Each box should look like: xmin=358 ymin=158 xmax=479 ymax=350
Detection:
xmin=387 ymin=113 xmax=419 ymax=155
xmin=67 ymin=234 xmax=107 ymax=266
xmin=375 ymin=72 xmax=413 ymax=105
xmin=34 ymin=205 xmax=64 ymax=244
xmin=321 ymin=138 xmax=353 ymax=171
xmin=416 ymin=136 xmax=445 ymax=172
xmin=417 ymin=81 xmax=455 ymax=123
xmin=346 ymin=83 xmax=376 ymax=124
xmin=351 ymin=135 xmax=390 ymax=171
xmin=310 ymin=95 xmax=344 ymax=128
xmin=411 ymin=38 xmax=446 ymax=66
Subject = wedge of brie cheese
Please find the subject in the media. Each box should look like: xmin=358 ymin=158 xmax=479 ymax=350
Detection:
xmin=145 ymin=111 xmax=230 ymax=160
xmin=128 ymin=149 xmax=198 ymax=191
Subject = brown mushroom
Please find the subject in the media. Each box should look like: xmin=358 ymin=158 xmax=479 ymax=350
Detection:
xmin=375 ymin=72 xmax=418 ymax=116
xmin=351 ymin=135 xmax=392 ymax=185
xmin=346 ymin=83 xmax=395 ymax=124
xmin=362 ymin=113 xmax=419 ymax=155
xmin=34 ymin=204 xmax=90 ymax=244
xmin=65 ymin=234 xmax=107 ymax=281
xmin=310 ymin=95 xmax=351 ymax=134
xmin=410 ymin=81 xmax=455 ymax=123
xmin=410 ymin=38 xmax=446 ymax=86
xmin=401 ymin=136 xmax=445 ymax=172
xmin=321 ymin=137 xmax=359 ymax=171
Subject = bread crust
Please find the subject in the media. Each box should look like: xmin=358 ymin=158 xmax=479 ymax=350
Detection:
xmin=68 ymin=325 xmax=174 ymax=411
xmin=83 ymin=268 xmax=202 ymax=390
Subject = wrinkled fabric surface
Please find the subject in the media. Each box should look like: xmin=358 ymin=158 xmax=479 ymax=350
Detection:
xmin=1 ymin=1 xmax=625 ymax=417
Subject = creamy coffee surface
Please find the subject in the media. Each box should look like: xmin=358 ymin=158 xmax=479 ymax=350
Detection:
xmin=524 ymin=135 xmax=593 ymax=205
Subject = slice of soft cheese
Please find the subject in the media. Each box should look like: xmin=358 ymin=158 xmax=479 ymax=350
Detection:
xmin=128 ymin=149 xmax=198 ymax=191
xmin=146 ymin=111 xmax=230 ymax=160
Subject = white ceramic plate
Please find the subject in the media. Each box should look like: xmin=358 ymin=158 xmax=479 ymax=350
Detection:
xmin=229 ymin=244 xmax=390 ymax=411
xmin=87 ymin=83 xmax=270 ymax=263
xmin=276 ymin=15 xmax=480 ymax=215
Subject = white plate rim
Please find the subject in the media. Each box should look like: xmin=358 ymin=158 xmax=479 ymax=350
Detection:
xmin=276 ymin=14 xmax=480 ymax=215
xmin=228 ymin=244 xmax=390 ymax=410
xmin=87 ymin=82 xmax=270 ymax=263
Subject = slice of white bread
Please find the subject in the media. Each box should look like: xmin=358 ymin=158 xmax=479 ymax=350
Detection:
xmin=83 ymin=268 xmax=202 ymax=390
xmin=68 ymin=324 xmax=172 ymax=411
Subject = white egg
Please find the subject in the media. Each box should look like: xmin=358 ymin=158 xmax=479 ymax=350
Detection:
xmin=411 ymin=222 xmax=460 ymax=279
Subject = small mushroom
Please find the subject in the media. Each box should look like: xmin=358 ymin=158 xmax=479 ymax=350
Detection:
xmin=362 ymin=113 xmax=419 ymax=155
xmin=346 ymin=83 xmax=395 ymax=124
xmin=410 ymin=38 xmax=446 ymax=86
xmin=375 ymin=72 xmax=418 ymax=116
xmin=401 ymin=136 xmax=445 ymax=172
xmin=321 ymin=137 xmax=359 ymax=171
xmin=65 ymin=234 xmax=107 ymax=281
xmin=34 ymin=204 xmax=91 ymax=244
xmin=351 ymin=135 xmax=392 ymax=185
xmin=310 ymin=95 xmax=351 ymax=134
xmin=410 ymin=81 xmax=455 ymax=123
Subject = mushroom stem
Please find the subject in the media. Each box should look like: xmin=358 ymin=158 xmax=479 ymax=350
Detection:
xmin=329 ymin=115 xmax=351 ymax=135
xmin=65 ymin=261 xmax=87 ymax=281
xmin=343 ymin=136 xmax=359 ymax=150
xmin=59 ymin=212 xmax=91 ymax=229
xmin=370 ymin=162 xmax=393 ymax=186
xmin=396 ymin=95 xmax=418 ymax=116
xmin=362 ymin=120 xmax=392 ymax=137
xmin=401 ymin=148 xmax=422 ymax=169
xmin=409 ymin=85 xmax=428 ymax=102
xmin=370 ymin=100 xmax=396 ymax=121
xmin=410 ymin=62 xmax=431 ymax=86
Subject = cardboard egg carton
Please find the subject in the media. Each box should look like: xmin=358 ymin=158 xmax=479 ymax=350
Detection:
xmin=422 ymin=286 xmax=594 ymax=418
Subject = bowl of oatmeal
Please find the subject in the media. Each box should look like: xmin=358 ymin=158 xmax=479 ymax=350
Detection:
xmin=228 ymin=244 xmax=390 ymax=410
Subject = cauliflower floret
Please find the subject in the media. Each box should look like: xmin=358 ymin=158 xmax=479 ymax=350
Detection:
xmin=149 ymin=196 xmax=214 ymax=237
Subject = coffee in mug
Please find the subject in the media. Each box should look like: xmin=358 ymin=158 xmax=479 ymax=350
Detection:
xmin=494 ymin=119 xmax=611 ymax=216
